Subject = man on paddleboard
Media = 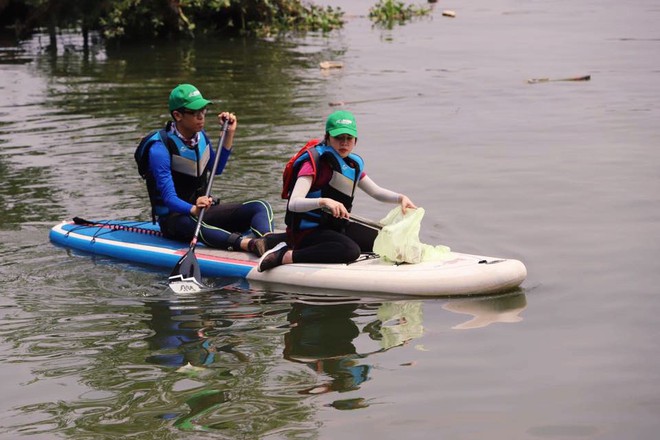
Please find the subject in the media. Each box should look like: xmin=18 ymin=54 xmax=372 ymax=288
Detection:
xmin=140 ymin=83 xmax=283 ymax=256
xmin=258 ymin=110 xmax=416 ymax=271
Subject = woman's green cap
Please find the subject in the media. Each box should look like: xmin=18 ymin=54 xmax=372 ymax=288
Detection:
xmin=326 ymin=110 xmax=358 ymax=138
xmin=168 ymin=84 xmax=212 ymax=112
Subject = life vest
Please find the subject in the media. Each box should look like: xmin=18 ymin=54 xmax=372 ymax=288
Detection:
xmin=285 ymin=142 xmax=364 ymax=232
xmin=137 ymin=123 xmax=212 ymax=222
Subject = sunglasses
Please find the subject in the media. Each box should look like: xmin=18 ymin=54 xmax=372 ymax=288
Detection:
xmin=333 ymin=134 xmax=355 ymax=142
xmin=179 ymin=108 xmax=208 ymax=118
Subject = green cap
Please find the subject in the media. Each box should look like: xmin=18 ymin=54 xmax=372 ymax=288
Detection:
xmin=326 ymin=110 xmax=358 ymax=138
xmin=168 ymin=84 xmax=212 ymax=112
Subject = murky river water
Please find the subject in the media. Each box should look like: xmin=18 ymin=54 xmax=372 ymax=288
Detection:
xmin=1 ymin=0 xmax=659 ymax=438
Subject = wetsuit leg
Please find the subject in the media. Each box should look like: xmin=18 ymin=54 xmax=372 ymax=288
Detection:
xmin=242 ymin=199 xmax=276 ymax=235
xmin=159 ymin=213 xmax=197 ymax=242
xmin=203 ymin=200 xmax=275 ymax=236
xmin=159 ymin=206 xmax=245 ymax=249
xmin=292 ymin=229 xmax=361 ymax=264
xmin=159 ymin=200 xmax=276 ymax=249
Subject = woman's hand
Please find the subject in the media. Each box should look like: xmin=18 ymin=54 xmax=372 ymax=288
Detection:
xmin=320 ymin=198 xmax=349 ymax=219
xmin=400 ymin=195 xmax=417 ymax=214
xmin=190 ymin=195 xmax=213 ymax=216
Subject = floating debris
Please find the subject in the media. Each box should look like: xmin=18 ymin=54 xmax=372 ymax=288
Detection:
xmin=328 ymin=95 xmax=409 ymax=107
xmin=442 ymin=10 xmax=456 ymax=17
xmin=527 ymin=75 xmax=591 ymax=84
xmin=176 ymin=362 xmax=206 ymax=374
xmin=319 ymin=61 xmax=343 ymax=70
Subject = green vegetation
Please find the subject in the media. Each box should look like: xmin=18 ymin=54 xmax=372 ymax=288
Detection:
xmin=99 ymin=0 xmax=346 ymax=40
xmin=368 ymin=0 xmax=431 ymax=28
xmin=0 ymin=0 xmax=434 ymax=47
xmin=0 ymin=0 xmax=345 ymax=44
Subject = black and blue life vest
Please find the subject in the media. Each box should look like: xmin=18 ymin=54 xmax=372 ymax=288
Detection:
xmin=285 ymin=143 xmax=364 ymax=232
xmin=136 ymin=123 xmax=212 ymax=222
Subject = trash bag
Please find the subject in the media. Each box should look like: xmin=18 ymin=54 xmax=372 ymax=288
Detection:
xmin=373 ymin=207 xmax=451 ymax=264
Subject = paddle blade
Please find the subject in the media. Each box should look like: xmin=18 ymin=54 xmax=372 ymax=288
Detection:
xmin=168 ymin=250 xmax=205 ymax=293
xmin=168 ymin=275 xmax=205 ymax=294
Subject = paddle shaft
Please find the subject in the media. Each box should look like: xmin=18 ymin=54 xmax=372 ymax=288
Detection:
xmin=321 ymin=208 xmax=383 ymax=230
xmin=349 ymin=213 xmax=383 ymax=230
xmin=168 ymin=119 xmax=233 ymax=291
xmin=188 ymin=119 xmax=231 ymax=250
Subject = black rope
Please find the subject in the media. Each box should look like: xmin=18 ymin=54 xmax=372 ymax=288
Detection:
xmin=69 ymin=217 xmax=166 ymax=239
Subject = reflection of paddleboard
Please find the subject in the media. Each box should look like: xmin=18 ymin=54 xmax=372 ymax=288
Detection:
xmin=443 ymin=293 xmax=527 ymax=329
xmin=49 ymin=219 xmax=527 ymax=297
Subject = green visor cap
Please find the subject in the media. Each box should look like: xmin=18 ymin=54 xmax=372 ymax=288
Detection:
xmin=169 ymin=84 xmax=213 ymax=111
xmin=326 ymin=110 xmax=358 ymax=138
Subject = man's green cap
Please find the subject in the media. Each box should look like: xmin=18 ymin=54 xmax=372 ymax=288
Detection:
xmin=326 ymin=110 xmax=358 ymax=138
xmin=168 ymin=84 xmax=212 ymax=112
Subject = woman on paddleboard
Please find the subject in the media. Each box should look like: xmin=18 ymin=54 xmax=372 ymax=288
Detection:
xmin=140 ymin=83 xmax=284 ymax=256
xmin=258 ymin=110 xmax=416 ymax=271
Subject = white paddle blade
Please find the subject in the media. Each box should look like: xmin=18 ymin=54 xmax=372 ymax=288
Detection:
xmin=168 ymin=275 xmax=205 ymax=294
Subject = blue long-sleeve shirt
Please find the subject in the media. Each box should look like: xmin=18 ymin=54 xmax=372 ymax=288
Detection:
xmin=148 ymin=140 xmax=232 ymax=215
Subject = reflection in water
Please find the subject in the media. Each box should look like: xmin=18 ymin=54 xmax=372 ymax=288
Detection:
xmin=374 ymin=301 xmax=425 ymax=349
xmin=143 ymin=284 xmax=259 ymax=369
xmin=443 ymin=293 xmax=527 ymax=330
xmin=284 ymin=303 xmax=369 ymax=396
xmin=284 ymin=300 xmax=425 ymax=410
xmin=149 ymin=292 xmax=527 ymax=422
xmin=144 ymin=294 xmax=429 ymax=422
xmin=4 ymin=281 xmax=527 ymax=436
xmin=142 ymin=290 xmax=298 ymax=433
xmin=172 ymin=389 xmax=229 ymax=431
xmin=121 ymin=290 xmax=526 ymax=432
xmin=144 ymin=299 xmax=238 ymax=368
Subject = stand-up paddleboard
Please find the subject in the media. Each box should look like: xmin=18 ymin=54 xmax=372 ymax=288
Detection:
xmin=49 ymin=219 xmax=527 ymax=296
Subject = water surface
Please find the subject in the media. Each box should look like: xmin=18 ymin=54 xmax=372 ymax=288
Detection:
xmin=1 ymin=0 xmax=659 ymax=438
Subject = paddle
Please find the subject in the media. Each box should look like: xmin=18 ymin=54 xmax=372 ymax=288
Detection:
xmin=321 ymin=208 xmax=383 ymax=231
xmin=349 ymin=213 xmax=383 ymax=231
xmin=168 ymin=119 xmax=230 ymax=294
xmin=527 ymin=75 xmax=591 ymax=84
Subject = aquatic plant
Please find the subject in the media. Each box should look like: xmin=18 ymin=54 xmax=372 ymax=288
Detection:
xmin=368 ymin=0 xmax=431 ymax=28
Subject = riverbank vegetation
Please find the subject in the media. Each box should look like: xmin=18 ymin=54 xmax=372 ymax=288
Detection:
xmin=0 ymin=0 xmax=344 ymax=44
xmin=0 ymin=0 xmax=431 ymax=47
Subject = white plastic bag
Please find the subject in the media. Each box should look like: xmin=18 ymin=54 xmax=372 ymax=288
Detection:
xmin=373 ymin=207 xmax=451 ymax=264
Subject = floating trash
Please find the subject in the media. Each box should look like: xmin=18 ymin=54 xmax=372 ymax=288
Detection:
xmin=319 ymin=61 xmax=343 ymax=69
xmin=527 ymin=75 xmax=591 ymax=84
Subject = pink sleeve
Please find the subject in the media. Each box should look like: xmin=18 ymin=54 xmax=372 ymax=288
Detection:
xmin=298 ymin=160 xmax=315 ymax=177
